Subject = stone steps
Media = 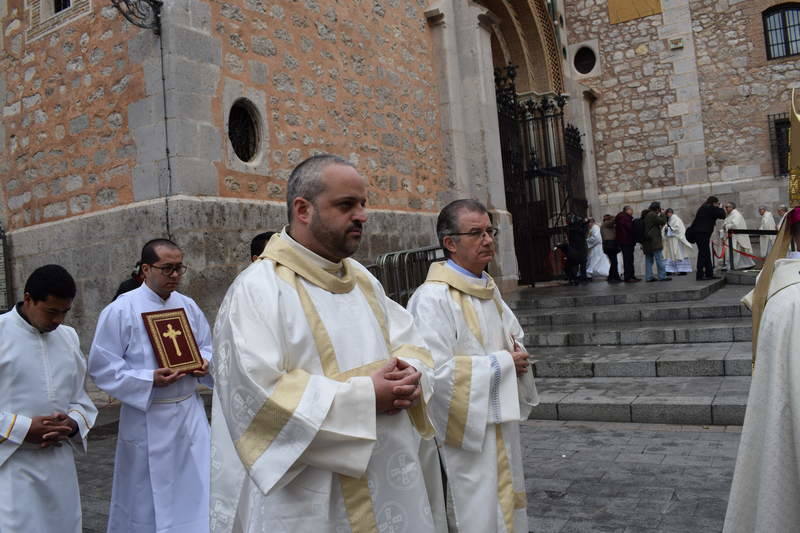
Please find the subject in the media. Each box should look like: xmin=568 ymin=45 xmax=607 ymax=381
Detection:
xmin=529 ymin=376 xmax=749 ymax=426
xmin=506 ymin=277 xmax=725 ymax=310
xmin=532 ymin=342 xmax=751 ymax=378
xmin=525 ymin=318 xmax=752 ymax=347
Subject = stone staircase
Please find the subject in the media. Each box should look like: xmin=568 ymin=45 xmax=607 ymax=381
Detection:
xmin=507 ymin=277 xmax=753 ymax=426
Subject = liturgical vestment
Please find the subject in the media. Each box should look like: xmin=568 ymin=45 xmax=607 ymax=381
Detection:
xmin=210 ymin=232 xmax=440 ymax=533
xmin=724 ymin=256 xmax=800 ymax=533
xmin=723 ymin=209 xmax=756 ymax=269
xmin=0 ymin=305 xmax=98 ymax=533
xmin=407 ymin=261 xmax=539 ymax=533
xmin=89 ymin=284 xmax=214 ymax=533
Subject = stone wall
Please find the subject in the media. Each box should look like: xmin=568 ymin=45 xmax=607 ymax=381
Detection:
xmin=0 ymin=3 xmax=144 ymax=230
xmin=6 ymin=196 xmax=438 ymax=351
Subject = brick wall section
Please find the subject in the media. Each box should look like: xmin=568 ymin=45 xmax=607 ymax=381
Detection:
xmin=692 ymin=0 xmax=800 ymax=183
xmin=211 ymin=0 xmax=446 ymax=211
xmin=566 ymin=1 xmax=676 ymax=194
xmin=0 ymin=4 xmax=144 ymax=230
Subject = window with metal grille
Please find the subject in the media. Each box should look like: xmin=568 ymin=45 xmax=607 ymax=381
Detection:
xmin=769 ymin=113 xmax=790 ymax=177
xmin=54 ymin=0 xmax=71 ymax=14
xmin=764 ymin=4 xmax=800 ymax=59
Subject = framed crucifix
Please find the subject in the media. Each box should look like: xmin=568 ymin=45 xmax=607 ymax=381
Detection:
xmin=141 ymin=308 xmax=204 ymax=373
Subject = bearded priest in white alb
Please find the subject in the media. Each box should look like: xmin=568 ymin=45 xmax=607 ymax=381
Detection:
xmin=758 ymin=206 xmax=777 ymax=257
xmin=210 ymin=155 xmax=442 ymax=533
xmin=0 ymin=265 xmax=97 ymax=533
xmin=407 ymin=200 xmax=538 ymax=533
xmin=723 ymin=202 xmax=756 ymax=270
xmin=89 ymin=239 xmax=213 ymax=533
xmin=725 ymin=207 xmax=800 ymax=533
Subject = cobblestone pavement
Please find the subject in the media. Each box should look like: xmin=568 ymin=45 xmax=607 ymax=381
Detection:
xmin=76 ymin=418 xmax=741 ymax=532
xmin=522 ymin=420 xmax=741 ymax=533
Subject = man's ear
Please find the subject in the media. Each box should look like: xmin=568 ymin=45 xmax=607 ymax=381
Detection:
xmin=443 ymin=236 xmax=457 ymax=255
xmin=293 ymin=197 xmax=313 ymax=225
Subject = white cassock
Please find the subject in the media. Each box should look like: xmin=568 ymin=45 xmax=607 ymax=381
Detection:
xmin=210 ymin=231 xmax=441 ymax=533
xmin=723 ymin=209 xmax=756 ymax=269
xmin=585 ymin=223 xmax=610 ymax=277
xmin=89 ymin=284 xmax=213 ymax=533
xmin=663 ymin=214 xmax=695 ymax=273
xmin=724 ymin=256 xmax=800 ymax=533
xmin=0 ymin=305 xmax=98 ymax=533
xmin=759 ymin=211 xmax=777 ymax=257
xmin=407 ymin=262 xmax=538 ymax=533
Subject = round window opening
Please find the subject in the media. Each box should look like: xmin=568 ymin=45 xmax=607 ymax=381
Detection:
xmin=228 ymin=99 xmax=260 ymax=163
xmin=573 ymin=46 xmax=597 ymax=75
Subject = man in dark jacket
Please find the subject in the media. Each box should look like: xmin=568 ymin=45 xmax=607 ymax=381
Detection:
xmin=614 ymin=206 xmax=639 ymax=282
xmin=643 ymin=201 xmax=671 ymax=282
xmin=690 ymin=196 xmax=726 ymax=280
xmin=601 ymin=214 xmax=622 ymax=283
xmin=566 ymin=213 xmax=590 ymax=283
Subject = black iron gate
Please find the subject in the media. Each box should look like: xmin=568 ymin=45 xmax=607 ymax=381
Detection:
xmin=495 ymin=66 xmax=585 ymax=284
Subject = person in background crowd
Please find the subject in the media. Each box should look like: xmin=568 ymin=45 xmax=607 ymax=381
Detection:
xmin=690 ymin=196 xmax=726 ymax=280
xmin=758 ymin=206 xmax=776 ymax=257
xmin=112 ymin=262 xmax=144 ymax=301
xmin=600 ymin=214 xmax=621 ymax=283
xmin=566 ymin=214 xmax=589 ymax=283
xmin=663 ymin=208 xmax=694 ymax=276
xmin=586 ymin=217 xmax=609 ymax=280
xmin=249 ymin=231 xmax=276 ymax=262
xmin=642 ymin=202 xmax=670 ymax=282
xmin=723 ymin=201 xmax=756 ymax=270
xmin=615 ymin=206 xmax=639 ymax=282
xmin=777 ymin=204 xmax=789 ymax=229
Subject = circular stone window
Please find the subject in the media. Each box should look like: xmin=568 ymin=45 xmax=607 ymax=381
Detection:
xmin=228 ymin=99 xmax=260 ymax=163
xmin=573 ymin=46 xmax=597 ymax=75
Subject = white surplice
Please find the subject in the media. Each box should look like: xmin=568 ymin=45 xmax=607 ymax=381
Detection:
xmin=407 ymin=262 xmax=538 ymax=533
xmin=586 ymin=223 xmax=610 ymax=277
xmin=759 ymin=211 xmax=777 ymax=257
xmin=88 ymin=284 xmax=213 ymax=533
xmin=723 ymin=209 xmax=756 ymax=269
xmin=724 ymin=258 xmax=800 ymax=533
xmin=0 ymin=305 xmax=98 ymax=533
xmin=210 ymin=231 xmax=440 ymax=533
xmin=663 ymin=214 xmax=694 ymax=273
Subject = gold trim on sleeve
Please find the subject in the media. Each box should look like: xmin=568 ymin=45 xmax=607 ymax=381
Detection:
xmin=495 ymin=425 xmax=517 ymax=531
xmin=235 ymin=369 xmax=311 ymax=469
xmin=67 ymin=409 xmax=91 ymax=429
xmin=0 ymin=414 xmax=18 ymax=444
xmin=444 ymin=356 xmax=472 ymax=448
xmin=391 ymin=344 xmax=434 ymax=369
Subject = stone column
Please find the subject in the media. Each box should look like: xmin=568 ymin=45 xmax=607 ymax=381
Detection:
xmin=426 ymin=0 xmax=519 ymax=288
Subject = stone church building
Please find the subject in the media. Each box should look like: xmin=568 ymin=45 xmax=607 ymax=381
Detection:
xmin=0 ymin=0 xmax=797 ymax=344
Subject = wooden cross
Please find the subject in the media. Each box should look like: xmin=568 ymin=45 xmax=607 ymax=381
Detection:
xmin=162 ymin=323 xmax=183 ymax=356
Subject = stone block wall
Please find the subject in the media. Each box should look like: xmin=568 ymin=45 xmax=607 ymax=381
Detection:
xmin=0 ymin=3 xmax=144 ymax=230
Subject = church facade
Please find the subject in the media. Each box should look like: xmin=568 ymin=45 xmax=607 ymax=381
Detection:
xmin=0 ymin=0 xmax=797 ymax=343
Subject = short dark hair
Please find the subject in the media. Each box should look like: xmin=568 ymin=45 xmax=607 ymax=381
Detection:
xmin=24 ymin=264 xmax=76 ymax=302
xmin=648 ymin=201 xmax=661 ymax=210
xmin=286 ymin=154 xmax=355 ymax=223
xmin=250 ymin=231 xmax=275 ymax=258
xmin=436 ymin=199 xmax=489 ymax=258
xmin=705 ymin=196 xmax=719 ymax=205
xmin=140 ymin=238 xmax=180 ymax=265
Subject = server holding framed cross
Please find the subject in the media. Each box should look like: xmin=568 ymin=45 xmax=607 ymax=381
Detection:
xmin=89 ymin=238 xmax=213 ymax=533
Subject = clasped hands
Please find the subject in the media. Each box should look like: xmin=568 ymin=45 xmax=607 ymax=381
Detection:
xmin=153 ymin=358 xmax=210 ymax=387
xmin=25 ymin=412 xmax=78 ymax=448
xmin=371 ymin=358 xmax=422 ymax=415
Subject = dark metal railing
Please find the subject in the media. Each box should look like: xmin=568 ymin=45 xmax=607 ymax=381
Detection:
xmin=370 ymin=245 xmax=444 ymax=306
xmin=727 ymin=229 xmax=778 ymax=270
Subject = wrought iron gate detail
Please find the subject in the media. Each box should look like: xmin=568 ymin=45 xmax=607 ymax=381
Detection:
xmin=495 ymin=65 xmax=585 ymax=284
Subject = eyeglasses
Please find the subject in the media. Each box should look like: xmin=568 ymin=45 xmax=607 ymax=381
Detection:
xmin=148 ymin=264 xmax=188 ymax=276
xmin=445 ymin=227 xmax=499 ymax=239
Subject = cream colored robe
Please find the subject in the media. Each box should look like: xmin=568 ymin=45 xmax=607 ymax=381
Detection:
xmin=407 ymin=262 xmax=538 ymax=533
xmin=759 ymin=211 xmax=777 ymax=256
xmin=663 ymin=214 xmax=694 ymax=272
xmin=210 ymin=232 xmax=440 ymax=533
xmin=723 ymin=208 xmax=756 ymax=269
xmin=724 ymin=258 xmax=800 ymax=533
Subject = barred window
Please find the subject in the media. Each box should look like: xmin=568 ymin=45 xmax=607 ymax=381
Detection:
xmin=54 ymin=0 xmax=71 ymax=14
xmin=769 ymin=113 xmax=790 ymax=177
xmin=764 ymin=4 xmax=800 ymax=60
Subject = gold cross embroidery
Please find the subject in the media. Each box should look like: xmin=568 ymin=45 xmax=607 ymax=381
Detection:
xmin=162 ymin=323 xmax=183 ymax=356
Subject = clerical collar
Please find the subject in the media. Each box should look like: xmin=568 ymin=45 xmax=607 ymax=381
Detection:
xmin=281 ymin=227 xmax=345 ymax=277
xmin=140 ymin=281 xmax=174 ymax=303
xmin=13 ymin=303 xmax=43 ymax=334
xmin=446 ymin=259 xmax=488 ymax=283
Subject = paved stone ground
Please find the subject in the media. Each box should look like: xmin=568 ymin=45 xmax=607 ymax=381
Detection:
xmin=522 ymin=420 xmax=740 ymax=533
xmin=75 ymin=417 xmax=741 ymax=532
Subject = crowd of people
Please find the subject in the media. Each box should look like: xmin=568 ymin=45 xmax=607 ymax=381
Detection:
xmin=560 ymin=196 xmax=783 ymax=285
xmin=0 ymin=154 xmax=538 ymax=533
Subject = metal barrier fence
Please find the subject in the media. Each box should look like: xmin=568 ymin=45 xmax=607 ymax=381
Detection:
xmin=726 ymin=229 xmax=778 ymax=270
xmin=369 ymin=245 xmax=445 ymax=306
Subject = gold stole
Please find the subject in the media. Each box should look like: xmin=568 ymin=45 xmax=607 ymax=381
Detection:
xmin=424 ymin=261 xmax=527 ymax=529
xmin=262 ymin=235 xmax=434 ymax=533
